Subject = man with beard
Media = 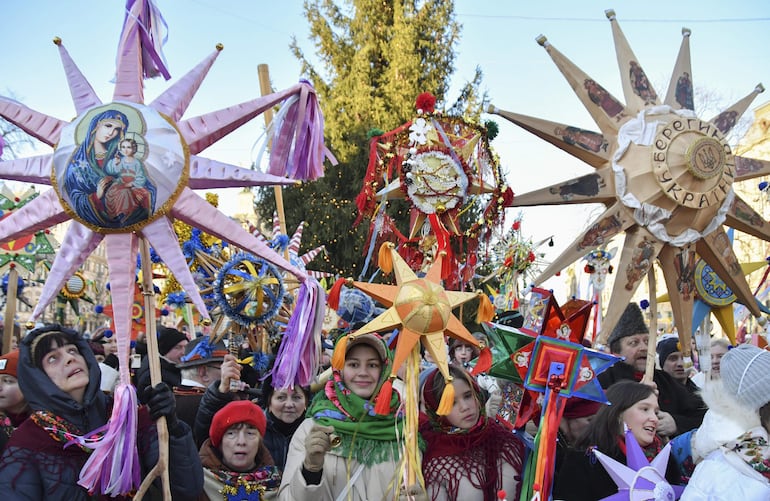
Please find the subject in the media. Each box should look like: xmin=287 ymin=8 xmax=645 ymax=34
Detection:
xmin=597 ymin=303 xmax=706 ymax=438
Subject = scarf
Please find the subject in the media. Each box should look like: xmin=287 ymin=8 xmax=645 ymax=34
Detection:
xmin=30 ymin=410 xmax=106 ymax=453
xmin=210 ymin=466 xmax=282 ymax=500
xmin=724 ymin=427 xmax=770 ymax=481
xmin=420 ymin=414 xmax=524 ymax=501
xmin=616 ymin=434 xmax=663 ymax=463
xmin=306 ymin=367 xmax=403 ymax=466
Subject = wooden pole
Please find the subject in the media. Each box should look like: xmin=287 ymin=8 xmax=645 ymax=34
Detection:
xmin=642 ymin=269 xmax=658 ymax=384
xmin=134 ymin=238 xmax=171 ymax=500
xmin=258 ymin=64 xmax=290 ymax=261
xmin=2 ymin=266 xmax=18 ymax=354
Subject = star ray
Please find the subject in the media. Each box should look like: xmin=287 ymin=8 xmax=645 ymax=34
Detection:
xmin=0 ymin=190 xmax=69 ymax=242
xmin=149 ymin=46 xmax=222 ymax=121
xmin=725 ymin=194 xmax=770 ymax=240
xmin=535 ymin=35 xmax=631 ymax=134
xmin=606 ymin=10 xmax=660 ymax=112
xmin=187 ymin=156 xmax=295 ymax=189
xmin=658 ymin=245 xmax=695 ymax=352
xmin=708 ymin=84 xmax=765 ymax=135
xmin=178 ymin=83 xmax=303 ymax=154
xmin=0 ymin=155 xmax=54 ymax=185
xmin=113 ymin=0 xmax=148 ymax=104
xmin=55 ymin=39 xmax=102 ymax=114
xmin=31 ymin=222 xmax=104 ymax=319
xmin=735 ymin=156 xmax=770 ymax=181
xmin=596 ymin=227 xmax=664 ymax=344
xmin=104 ymin=233 xmax=139 ymax=367
xmin=534 ymin=203 xmax=635 ymax=284
xmin=508 ymin=168 xmax=615 ymax=206
xmin=664 ymin=29 xmax=694 ymax=111
xmin=0 ymin=97 xmax=66 ymax=147
xmin=170 ymin=188 xmax=307 ymax=281
xmin=489 ymin=107 xmax=612 ymax=168
xmin=140 ymin=217 xmax=210 ymax=319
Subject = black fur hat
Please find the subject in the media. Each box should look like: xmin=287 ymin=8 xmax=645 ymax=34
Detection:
xmin=607 ymin=303 xmax=648 ymax=347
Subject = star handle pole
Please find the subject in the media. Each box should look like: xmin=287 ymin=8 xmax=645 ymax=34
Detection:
xmin=2 ymin=266 xmax=18 ymax=355
xmin=642 ymin=269 xmax=658 ymax=385
xmin=258 ymin=64 xmax=290 ymax=261
xmin=134 ymin=237 xmax=171 ymax=501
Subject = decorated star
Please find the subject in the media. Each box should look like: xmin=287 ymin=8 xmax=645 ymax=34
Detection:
xmin=594 ymin=427 xmax=684 ymax=500
xmin=342 ymin=243 xmax=482 ymax=403
xmin=0 ymin=1 xmax=329 ymax=495
xmin=488 ymin=9 xmax=768 ymax=368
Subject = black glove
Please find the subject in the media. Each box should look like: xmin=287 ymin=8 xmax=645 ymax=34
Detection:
xmin=143 ymin=383 xmax=184 ymax=437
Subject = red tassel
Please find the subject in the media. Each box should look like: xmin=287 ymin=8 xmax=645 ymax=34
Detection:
xmin=327 ymin=277 xmax=346 ymax=310
xmin=375 ymin=377 xmax=394 ymax=415
xmin=471 ymin=346 xmax=492 ymax=375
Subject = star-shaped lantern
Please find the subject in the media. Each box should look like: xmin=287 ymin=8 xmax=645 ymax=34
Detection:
xmin=333 ymin=242 xmax=483 ymax=414
xmin=481 ymin=288 xmax=621 ymax=501
xmin=594 ymin=427 xmax=684 ymax=500
xmin=0 ymin=1 xmax=330 ymax=495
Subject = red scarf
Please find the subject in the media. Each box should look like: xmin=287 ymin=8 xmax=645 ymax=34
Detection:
xmin=420 ymin=414 xmax=524 ymax=500
xmin=617 ymin=434 xmax=663 ymax=462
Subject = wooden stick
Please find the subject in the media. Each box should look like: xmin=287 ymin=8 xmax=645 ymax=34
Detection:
xmin=258 ymin=64 xmax=290 ymax=261
xmin=642 ymin=269 xmax=658 ymax=385
xmin=2 ymin=266 xmax=18 ymax=354
xmin=134 ymin=238 xmax=171 ymax=501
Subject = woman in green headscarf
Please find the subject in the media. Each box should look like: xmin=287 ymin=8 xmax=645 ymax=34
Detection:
xmin=278 ymin=332 xmax=419 ymax=501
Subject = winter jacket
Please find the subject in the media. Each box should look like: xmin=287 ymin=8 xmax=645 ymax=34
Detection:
xmin=278 ymin=418 xmax=401 ymax=501
xmin=597 ymin=362 xmax=706 ymax=436
xmin=263 ymin=410 xmax=304 ymax=472
xmin=0 ymin=328 xmax=203 ymax=500
xmin=682 ymin=427 xmax=770 ymax=500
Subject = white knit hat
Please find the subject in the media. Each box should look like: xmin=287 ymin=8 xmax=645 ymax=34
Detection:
xmin=720 ymin=344 xmax=770 ymax=410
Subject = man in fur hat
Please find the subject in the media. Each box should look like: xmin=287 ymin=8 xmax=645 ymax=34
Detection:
xmin=597 ymin=302 xmax=706 ymax=438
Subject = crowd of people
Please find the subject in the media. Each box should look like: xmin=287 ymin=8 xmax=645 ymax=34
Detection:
xmin=0 ymin=303 xmax=767 ymax=500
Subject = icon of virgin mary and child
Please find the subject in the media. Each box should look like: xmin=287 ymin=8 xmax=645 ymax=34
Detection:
xmin=63 ymin=108 xmax=157 ymax=229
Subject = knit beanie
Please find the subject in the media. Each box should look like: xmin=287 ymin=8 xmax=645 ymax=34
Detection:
xmin=607 ymin=303 xmax=648 ymax=347
xmin=0 ymin=350 xmax=19 ymax=378
xmin=209 ymin=400 xmax=267 ymax=448
xmin=656 ymin=336 xmax=681 ymax=366
xmin=157 ymin=326 xmax=188 ymax=356
xmin=720 ymin=344 xmax=770 ymax=410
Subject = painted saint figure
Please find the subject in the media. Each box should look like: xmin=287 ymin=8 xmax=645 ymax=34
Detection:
xmin=62 ymin=108 xmax=156 ymax=229
xmin=101 ymin=138 xmax=156 ymax=226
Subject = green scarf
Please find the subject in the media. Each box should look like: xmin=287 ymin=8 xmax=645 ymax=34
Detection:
xmin=306 ymin=365 xmax=403 ymax=466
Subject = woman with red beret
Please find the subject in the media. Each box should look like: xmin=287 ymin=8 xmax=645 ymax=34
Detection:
xmin=199 ymin=400 xmax=281 ymax=500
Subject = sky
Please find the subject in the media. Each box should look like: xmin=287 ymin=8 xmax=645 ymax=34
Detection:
xmin=2 ymin=0 xmax=769 ymax=295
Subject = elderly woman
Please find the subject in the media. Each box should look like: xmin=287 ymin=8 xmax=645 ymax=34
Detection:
xmin=420 ymin=364 xmax=525 ymax=501
xmin=0 ymin=324 xmax=203 ymax=500
xmin=199 ymin=400 xmax=281 ymax=500
xmin=278 ymin=332 xmax=418 ymax=501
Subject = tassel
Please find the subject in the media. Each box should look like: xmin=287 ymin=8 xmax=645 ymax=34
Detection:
xmin=436 ymin=376 xmax=455 ymax=416
xmin=331 ymin=335 xmax=348 ymax=370
xmin=471 ymin=346 xmax=492 ymax=375
xmin=378 ymin=243 xmax=393 ymax=274
xmin=327 ymin=277 xmax=346 ymax=310
xmin=76 ymin=384 xmax=141 ymax=495
xmin=375 ymin=376 xmax=394 ymax=415
xmin=475 ymin=293 xmax=495 ymax=323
